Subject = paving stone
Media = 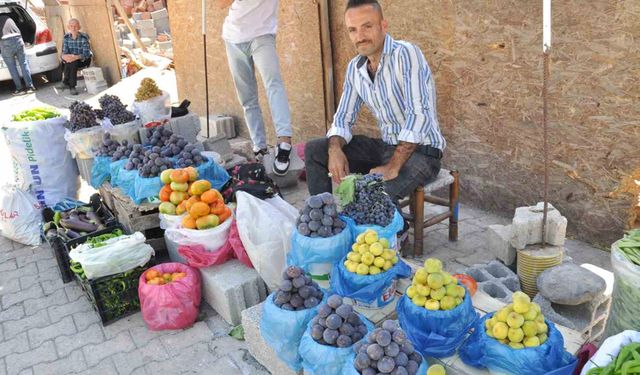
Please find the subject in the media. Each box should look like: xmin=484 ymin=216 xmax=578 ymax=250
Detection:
xmin=28 ymin=316 xmax=76 ymax=348
xmin=487 ymin=224 xmax=517 ymax=265
xmin=41 ymin=279 xmax=65 ymax=295
xmin=5 ymin=341 xmax=57 ymax=375
xmin=455 ymin=249 xmax=497 ymax=267
xmin=17 ymin=369 xmax=31 ymax=375
xmin=160 ymin=321 xmax=213 ymax=354
xmin=48 ymin=298 xmax=93 ymax=323
xmin=129 ymin=324 xmax=178 ymax=348
xmin=19 ymin=268 xmax=59 ymax=291
xmin=207 ymin=335 xmax=248 ymax=358
xmin=0 ymin=278 xmax=21 ymax=296
xmin=1 ymin=263 xmax=37 ymax=284
xmin=0 ymin=359 xmax=4 ymax=375
xmin=24 ymin=289 xmax=67 ymax=316
xmin=3 ymin=309 xmax=49 ymax=337
xmin=0 ymin=304 xmax=25 ymax=323
xmin=510 ymin=202 xmax=567 ymax=249
xmin=71 ymin=311 xmax=101 ymax=332
xmin=35 ymin=258 xmax=58 ymax=273
xmin=15 ymin=250 xmax=52 ymax=268
xmin=200 ymin=260 xmax=268 ymax=325
xmin=538 ymin=263 xmax=606 ymax=305
xmin=1 ymin=284 xmax=43 ymax=309
xmin=55 ymin=323 xmax=105 ymax=358
xmin=103 ymin=313 xmax=145 ymax=339
xmin=0 ymin=332 xmax=29 ymax=358
xmin=202 ymin=312 xmax=233 ymax=339
xmin=32 ymin=349 xmax=87 ymax=375
xmin=63 ymin=284 xmax=84 ymax=303
xmin=227 ymin=347 xmax=271 ymax=375
xmin=0 ymin=259 xmax=17 ymax=272
xmin=85 ymin=358 xmax=118 ymax=375
xmin=82 ymin=331 xmax=136 ymax=367
xmin=144 ymin=342 xmax=228 ymax=374
xmin=112 ymin=338 xmax=169 ymax=375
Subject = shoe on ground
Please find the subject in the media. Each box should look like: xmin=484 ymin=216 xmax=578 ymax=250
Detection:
xmin=253 ymin=148 xmax=268 ymax=162
xmin=12 ymin=89 xmax=24 ymax=96
xmin=70 ymin=87 xmax=79 ymax=95
xmin=25 ymin=86 xmax=36 ymax=94
xmin=272 ymin=142 xmax=292 ymax=176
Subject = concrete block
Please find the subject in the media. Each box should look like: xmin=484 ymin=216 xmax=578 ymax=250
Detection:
xmin=487 ymin=224 xmax=516 ymax=265
xmin=138 ymin=27 xmax=157 ymax=39
xmin=464 ymin=260 xmax=520 ymax=303
xmin=153 ymin=17 xmax=171 ymax=34
xmin=140 ymin=37 xmax=153 ymax=47
xmin=241 ymin=303 xmax=302 ymax=375
xmin=168 ymin=113 xmax=201 ymax=144
xmin=132 ymin=12 xmax=144 ymax=21
xmin=224 ymin=154 xmax=248 ymax=170
xmin=263 ymin=148 xmax=304 ymax=189
xmin=510 ymin=202 xmax=567 ymax=249
xmin=151 ymin=8 xmax=168 ymax=20
xmin=203 ymin=134 xmax=233 ymax=162
xmin=201 ymin=260 xmax=268 ymax=325
xmin=201 ymin=115 xmax=237 ymax=139
xmin=134 ymin=19 xmax=155 ymax=29
xmin=157 ymin=40 xmax=172 ymax=51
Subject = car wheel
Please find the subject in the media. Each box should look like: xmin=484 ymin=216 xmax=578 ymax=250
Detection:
xmin=45 ymin=65 xmax=63 ymax=82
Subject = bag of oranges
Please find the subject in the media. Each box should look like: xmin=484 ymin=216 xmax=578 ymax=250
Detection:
xmin=139 ymin=262 xmax=201 ymax=330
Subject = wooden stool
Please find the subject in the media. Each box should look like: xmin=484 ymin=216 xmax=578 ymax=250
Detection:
xmin=399 ymin=169 xmax=460 ymax=256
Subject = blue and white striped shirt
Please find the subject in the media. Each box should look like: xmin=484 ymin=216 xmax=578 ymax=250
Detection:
xmin=327 ymin=34 xmax=446 ymax=151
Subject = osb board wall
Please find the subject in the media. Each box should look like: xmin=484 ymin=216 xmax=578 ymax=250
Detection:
xmin=167 ymin=0 xmax=327 ymax=145
xmin=44 ymin=0 xmax=121 ymax=85
xmin=328 ymin=1 xmax=639 ymax=246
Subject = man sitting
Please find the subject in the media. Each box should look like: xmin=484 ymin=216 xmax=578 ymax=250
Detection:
xmin=58 ymin=18 xmax=92 ymax=95
xmin=305 ymin=0 xmax=445 ymax=205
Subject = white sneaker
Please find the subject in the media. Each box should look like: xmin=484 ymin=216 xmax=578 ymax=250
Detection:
xmin=273 ymin=143 xmax=292 ymax=176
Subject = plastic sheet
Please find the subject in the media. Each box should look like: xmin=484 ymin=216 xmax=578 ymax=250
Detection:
xmin=604 ymin=245 xmax=640 ymax=338
xmin=90 ymin=156 xmax=112 ymax=188
xmin=287 ymin=223 xmax=352 ymax=273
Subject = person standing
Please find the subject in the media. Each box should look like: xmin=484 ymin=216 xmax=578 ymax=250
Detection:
xmin=58 ymin=19 xmax=92 ymax=95
xmin=217 ymin=0 xmax=293 ymax=176
xmin=0 ymin=11 xmax=35 ymax=95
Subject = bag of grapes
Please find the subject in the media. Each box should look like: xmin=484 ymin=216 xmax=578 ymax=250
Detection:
xmin=260 ymin=266 xmax=326 ymax=371
xmin=341 ymin=320 xmax=429 ymax=375
xmin=298 ymin=295 xmax=374 ymax=375
xmin=288 ymin=193 xmax=352 ymax=286
xmin=459 ymin=313 xmax=577 ymax=375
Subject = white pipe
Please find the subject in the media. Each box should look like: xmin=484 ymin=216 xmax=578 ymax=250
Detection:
xmin=202 ymin=0 xmax=206 ymax=35
xmin=543 ymin=0 xmax=551 ymax=52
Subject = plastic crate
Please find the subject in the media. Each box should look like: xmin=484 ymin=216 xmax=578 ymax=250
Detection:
xmin=76 ymin=259 xmax=154 ymax=325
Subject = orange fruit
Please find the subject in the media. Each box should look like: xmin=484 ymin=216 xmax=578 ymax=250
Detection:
xmin=176 ymin=201 xmax=187 ymax=215
xmin=182 ymin=214 xmax=197 ymax=229
xmin=185 ymin=167 xmax=198 ymax=182
xmin=200 ymin=189 xmax=219 ymax=204
xmin=189 ymin=201 xmax=210 ymax=219
xmin=163 ymin=273 xmax=173 ymax=282
xmin=153 ymin=277 xmax=165 ymax=285
xmin=159 ymin=184 xmax=172 ymax=202
xmin=189 ymin=180 xmax=212 ymax=196
xmin=147 ymin=278 xmax=161 ymax=285
xmin=145 ymin=269 xmax=160 ymax=281
xmin=170 ymin=169 xmax=189 ymax=184
xmin=185 ymin=195 xmax=200 ymax=211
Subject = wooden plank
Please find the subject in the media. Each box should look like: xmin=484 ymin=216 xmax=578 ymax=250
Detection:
xmin=112 ymin=0 xmax=148 ymax=52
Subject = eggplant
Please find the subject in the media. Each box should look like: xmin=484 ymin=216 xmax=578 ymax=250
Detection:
xmin=85 ymin=211 xmax=103 ymax=226
xmin=65 ymin=229 xmax=81 ymax=239
xmin=60 ymin=218 xmax=98 ymax=233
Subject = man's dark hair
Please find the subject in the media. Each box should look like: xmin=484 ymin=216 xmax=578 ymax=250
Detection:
xmin=345 ymin=0 xmax=383 ymax=16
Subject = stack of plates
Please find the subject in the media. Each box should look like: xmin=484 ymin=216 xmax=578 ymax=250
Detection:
xmin=517 ymin=246 xmax=564 ymax=297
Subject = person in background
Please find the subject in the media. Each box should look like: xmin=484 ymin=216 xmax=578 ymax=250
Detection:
xmin=58 ymin=18 xmax=92 ymax=95
xmin=217 ymin=0 xmax=294 ymax=176
xmin=0 ymin=10 xmax=35 ymax=95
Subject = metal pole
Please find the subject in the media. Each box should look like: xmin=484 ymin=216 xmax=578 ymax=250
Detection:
xmin=203 ymin=0 xmax=210 ymax=138
xmin=541 ymin=0 xmax=551 ymax=248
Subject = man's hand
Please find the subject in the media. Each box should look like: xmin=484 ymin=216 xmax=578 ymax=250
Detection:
xmin=61 ymin=54 xmax=79 ymax=63
xmin=328 ymin=136 xmax=349 ymax=184
xmin=370 ymin=164 xmax=399 ymax=181
xmin=370 ymin=141 xmax=418 ymax=181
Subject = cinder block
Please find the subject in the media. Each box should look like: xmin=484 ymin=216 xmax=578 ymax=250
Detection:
xmin=510 ymin=202 xmax=567 ymax=249
xmin=157 ymin=40 xmax=172 ymax=51
xmin=201 ymin=260 xmax=268 ymax=325
xmin=464 ymin=261 xmax=521 ymax=303
xmin=134 ymin=19 xmax=155 ymax=29
xmin=263 ymin=148 xmax=304 ymax=189
xmin=224 ymin=154 xmax=248 ymax=170
xmin=151 ymin=8 xmax=168 ymax=20
xmin=201 ymin=115 xmax=236 ymax=139
xmin=168 ymin=113 xmax=201 ymax=144
xmin=138 ymin=27 xmax=157 ymax=39
xmin=241 ymin=303 xmax=302 ymax=375
xmin=202 ymin=134 xmax=233 ymax=162
xmin=132 ymin=12 xmax=144 ymax=21
xmin=153 ymin=17 xmax=170 ymax=34
xmin=487 ymin=224 xmax=516 ymax=265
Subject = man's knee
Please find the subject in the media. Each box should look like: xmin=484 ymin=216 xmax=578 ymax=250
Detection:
xmin=304 ymin=138 xmax=328 ymax=163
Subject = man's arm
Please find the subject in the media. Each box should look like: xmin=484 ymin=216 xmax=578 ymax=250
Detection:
xmin=215 ymin=0 xmax=233 ymax=9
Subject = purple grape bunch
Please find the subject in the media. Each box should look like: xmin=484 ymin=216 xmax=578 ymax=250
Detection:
xmin=98 ymin=94 xmax=135 ymax=125
xmin=342 ymin=173 xmax=396 ymax=226
xmin=65 ymin=101 xmax=98 ymax=132
xmin=274 ymin=266 xmax=324 ymax=311
xmin=297 ymin=192 xmax=346 ymax=238
xmin=352 ymin=320 xmax=422 ymax=375
xmin=310 ymin=295 xmax=367 ymax=348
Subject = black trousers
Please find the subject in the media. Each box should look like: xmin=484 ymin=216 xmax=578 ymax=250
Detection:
xmin=62 ymin=57 xmax=91 ymax=88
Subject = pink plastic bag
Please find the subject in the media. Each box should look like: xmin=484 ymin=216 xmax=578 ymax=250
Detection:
xmin=139 ymin=263 xmax=201 ymax=331
xmin=294 ymin=143 xmax=306 ymax=180
xmin=178 ymin=220 xmax=254 ymax=269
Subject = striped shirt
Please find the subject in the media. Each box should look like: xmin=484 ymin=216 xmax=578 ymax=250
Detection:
xmin=327 ymin=34 xmax=446 ymax=150
xmin=62 ymin=32 xmax=92 ymax=60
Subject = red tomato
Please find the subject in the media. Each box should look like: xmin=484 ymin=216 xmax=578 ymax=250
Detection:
xmin=452 ymin=274 xmax=478 ymax=297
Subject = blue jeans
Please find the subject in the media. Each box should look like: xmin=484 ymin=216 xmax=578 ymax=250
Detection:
xmin=225 ymin=34 xmax=292 ymax=152
xmin=0 ymin=36 xmax=33 ymax=90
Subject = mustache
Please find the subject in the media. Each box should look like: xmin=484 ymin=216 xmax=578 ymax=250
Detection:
xmin=356 ymin=40 xmax=372 ymax=47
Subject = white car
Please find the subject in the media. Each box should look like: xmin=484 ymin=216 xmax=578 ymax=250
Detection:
xmin=0 ymin=0 xmax=61 ymax=83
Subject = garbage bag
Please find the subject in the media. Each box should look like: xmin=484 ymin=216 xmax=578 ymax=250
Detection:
xmin=69 ymin=232 xmax=155 ymax=279
xmin=331 ymin=254 xmax=411 ymax=307
xmin=0 ymin=186 xmax=42 ymax=246
xmin=341 ymin=352 xmax=428 ymax=375
xmin=132 ymin=91 xmax=172 ymax=125
xmin=299 ymin=312 xmax=374 ymax=375
xmin=164 ymin=214 xmax=232 ymax=267
xmin=287 ymin=221 xmax=352 ymax=274
xmin=261 ymin=292 xmax=326 ymax=371
xmin=397 ymin=289 xmax=478 ymax=358
xmin=236 ymin=191 xmax=298 ymax=290
xmin=90 ymin=156 xmax=112 ymax=188
xmin=139 ymin=262 xmax=201 ymax=331
xmin=458 ymin=313 xmax=577 ymax=375
xmin=342 ymin=209 xmax=404 ymax=249
xmin=604 ymin=245 xmax=640 ymax=338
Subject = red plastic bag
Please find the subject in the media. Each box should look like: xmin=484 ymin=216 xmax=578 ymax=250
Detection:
xmin=139 ymin=263 xmax=201 ymax=331
xmin=294 ymin=143 xmax=306 ymax=180
xmin=178 ymin=220 xmax=254 ymax=269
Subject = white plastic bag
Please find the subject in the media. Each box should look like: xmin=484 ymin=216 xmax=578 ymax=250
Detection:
xmin=164 ymin=215 xmax=232 ymax=251
xmin=580 ymin=330 xmax=640 ymax=374
xmin=236 ymin=191 xmax=298 ymax=291
xmin=0 ymin=186 xmax=42 ymax=246
xmin=1 ymin=116 xmax=80 ymax=206
xmin=64 ymin=126 xmax=104 ymax=159
xmin=69 ymin=232 xmax=154 ymax=280
xmin=159 ymin=213 xmax=185 ymax=230
xmin=131 ymin=91 xmax=171 ymax=125
xmin=102 ymin=119 xmax=141 ymax=145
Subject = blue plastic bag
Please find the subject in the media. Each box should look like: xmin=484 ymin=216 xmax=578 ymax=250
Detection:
xmin=342 ymin=210 xmax=404 ymax=248
xmin=260 ymin=292 xmax=326 ymax=371
xmin=397 ymin=288 xmax=478 ymax=358
xmin=90 ymin=156 xmax=112 ymax=188
xmin=340 ymin=352 xmax=428 ymax=375
xmin=195 ymin=158 xmax=230 ymax=192
xmin=330 ymin=255 xmax=411 ymax=307
xmin=131 ymin=175 xmax=163 ymax=204
xmin=287 ymin=224 xmax=352 ymax=274
xmin=458 ymin=313 xmax=577 ymax=375
xmin=299 ymin=313 xmax=374 ymax=375
xmin=108 ymin=159 xmax=128 ymax=188
xmin=112 ymin=165 xmax=138 ymax=198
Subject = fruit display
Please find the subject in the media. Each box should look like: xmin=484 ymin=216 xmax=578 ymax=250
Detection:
xmin=338 ymin=173 xmax=396 ymax=226
xmin=406 ymin=258 xmax=466 ymax=311
xmin=343 ymin=229 xmax=398 ymax=276
xmin=296 ymin=192 xmax=346 ymax=237
xmin=109 ymin=140 xmax=135 ymax=162
xmin=158 ymin=168 xmax=232 ymax=229
xmin=98 ymin=94 xmax=135 ymax=125
xmin=310 ymin=295 xmax=368 ymax=348
xmin=144 ymin=268 xmax=186 ymax=285
xmin=95 ymin=132 xmax=122 ymax=158
xmin=352 ymin=320 xmax=423 ymax=375
xmin=273 ymin=266 xmax=324 ymax=310
xmin=427 ymin=364 xmax=447 ymax=375
xmin=143 ymin=125 xmax=206 ymax=168
xmin=135 ymin=77 xmax=162 ymax=102
xmin=452 ymin=274 xmax=478 ymax=297
xmin=11 ymin=107 xmax=60 ymax=122
xmin=484 ymin=291 xmax=548 ymax=349
xmin=65 ymin=101 xmax=99 ymax=132
xmin=125 ymin=145 xmax=173 ymax=178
